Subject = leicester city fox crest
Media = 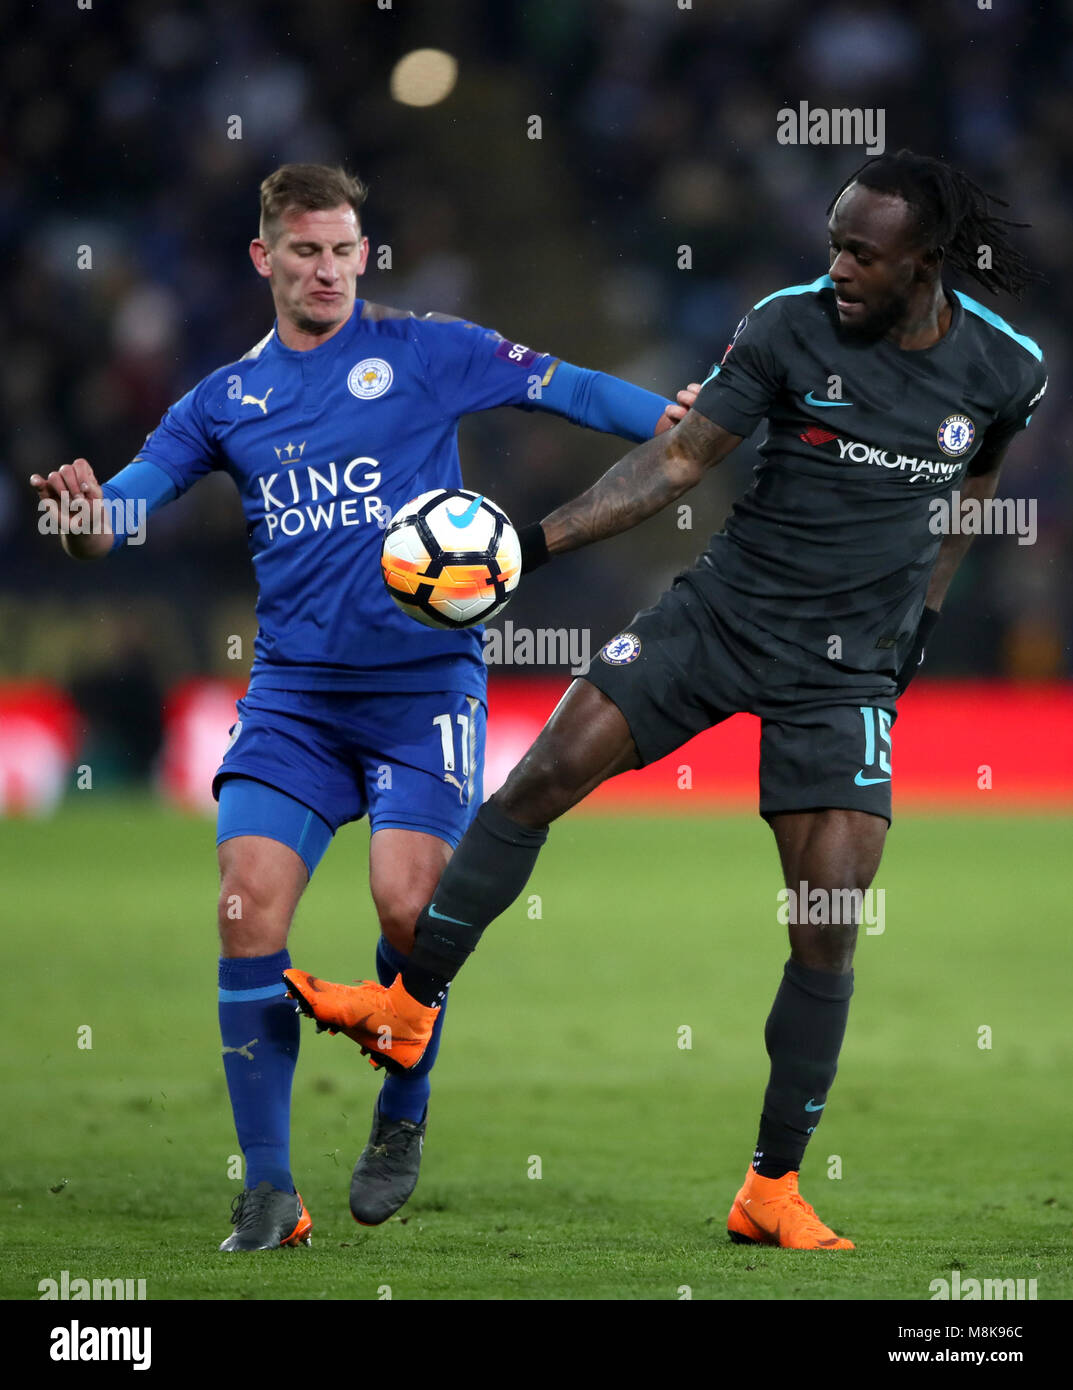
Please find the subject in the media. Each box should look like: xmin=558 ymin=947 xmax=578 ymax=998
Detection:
xmin=348 ymin=358 xmax=394 ymax=399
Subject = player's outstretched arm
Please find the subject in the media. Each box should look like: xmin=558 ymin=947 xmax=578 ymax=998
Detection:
xmin=29 ymin=459 xmax=113 ymax=560
xmin=539 ymin=408 xmax=742 ymax=559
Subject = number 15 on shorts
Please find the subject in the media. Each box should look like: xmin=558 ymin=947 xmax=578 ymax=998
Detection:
xmin=856 ymin=706 xmax=892 ymax=785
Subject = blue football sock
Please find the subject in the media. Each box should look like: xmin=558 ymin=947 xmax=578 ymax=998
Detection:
xmin=218 ymin=949 xmax=299 ymax=1192
xmin=375 ymin=936 xmax=447 ymax=1124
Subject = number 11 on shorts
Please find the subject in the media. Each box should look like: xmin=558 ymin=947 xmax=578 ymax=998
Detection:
xmin=433 ymin=711 xmax=471 ymax=777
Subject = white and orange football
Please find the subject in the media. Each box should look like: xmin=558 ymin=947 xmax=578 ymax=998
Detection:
xmin=381 ymin=489 xmax=522 ymax=629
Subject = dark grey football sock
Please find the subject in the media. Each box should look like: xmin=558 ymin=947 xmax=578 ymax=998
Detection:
xmin=403 ymin=799 xmax=548 ymax=1003
xmin=752 ymin=958 xmax=854 ymax=1177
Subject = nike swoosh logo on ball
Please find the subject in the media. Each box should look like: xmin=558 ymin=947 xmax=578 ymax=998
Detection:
xmin=447 ymin=496 xmax=484 ymax=528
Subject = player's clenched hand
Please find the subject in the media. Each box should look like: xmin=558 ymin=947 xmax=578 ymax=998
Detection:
xmin=654 ymin=382 xmax=702 ymax=435
xmin=29 ymin=458 xmax=113 ymax=559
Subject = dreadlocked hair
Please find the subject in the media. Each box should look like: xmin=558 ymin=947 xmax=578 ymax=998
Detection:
xmin=827 ymin=149 xmax=1043 ymax=299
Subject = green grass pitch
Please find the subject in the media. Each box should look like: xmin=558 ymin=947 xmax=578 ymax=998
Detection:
xmin=2 ymin=798 xmax=1070 ymax=1301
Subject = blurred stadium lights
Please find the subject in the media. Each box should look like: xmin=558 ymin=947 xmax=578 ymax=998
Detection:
xmin=389 ymin=49 xmax=459 ymax=107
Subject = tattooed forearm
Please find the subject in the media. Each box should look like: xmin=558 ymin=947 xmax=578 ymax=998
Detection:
xmin=541 ymin=410 xmax=741 ymax=557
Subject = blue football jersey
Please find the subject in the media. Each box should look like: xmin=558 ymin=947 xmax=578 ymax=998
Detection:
xmin=102 ymin=300 xmax=665 ymax=697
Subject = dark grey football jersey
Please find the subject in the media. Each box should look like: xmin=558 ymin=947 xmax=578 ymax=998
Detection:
xmin=691 ymin=274 xmax=1047 ymax=674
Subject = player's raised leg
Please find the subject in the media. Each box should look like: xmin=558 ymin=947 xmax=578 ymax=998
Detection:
xmin=727 ymin=806 xmax=887 ymax=1251
xmin=285 ymin=679 xmax=640 ymax=1051
xmin=215 ymin=776 xmax=332 ymax=1251
xmin=403 ymin=677 xmax=642 ymax=999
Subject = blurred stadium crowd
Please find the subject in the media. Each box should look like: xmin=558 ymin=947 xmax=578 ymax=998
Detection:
xmin=2 ymin=0 xmax=1069 ymax=782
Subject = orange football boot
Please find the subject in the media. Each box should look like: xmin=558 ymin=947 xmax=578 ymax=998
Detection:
xmin=283 ymin=969 xmax=439 ymax=1074
xmin=727 ymin=1167 xmax=854 ymax=1250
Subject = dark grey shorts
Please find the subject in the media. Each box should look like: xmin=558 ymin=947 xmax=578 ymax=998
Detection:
xmin=582 ymin=576 xmax=898 ymax=822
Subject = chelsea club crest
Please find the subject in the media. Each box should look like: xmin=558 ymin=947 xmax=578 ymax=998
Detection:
xmin=600 ymin=632 xmax=642 ymax=665
xmin=936 ymin=413 xmax=975 ymax=457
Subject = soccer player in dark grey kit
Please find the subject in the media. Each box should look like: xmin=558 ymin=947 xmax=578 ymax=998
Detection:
xmin=287 ymin=151 xmax=1048 ymax=1248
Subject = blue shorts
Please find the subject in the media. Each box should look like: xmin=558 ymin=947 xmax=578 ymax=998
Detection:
xmin=214 ymin=687 xmax=486 ymax=875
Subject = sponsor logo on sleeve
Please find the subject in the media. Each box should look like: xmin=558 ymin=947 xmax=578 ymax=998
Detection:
xmin=493 ymin=339 xmax=542 ymax=369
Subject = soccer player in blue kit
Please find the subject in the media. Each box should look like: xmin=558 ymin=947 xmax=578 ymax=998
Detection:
xmin=30 ymin=164 xmax=696 ymax=1251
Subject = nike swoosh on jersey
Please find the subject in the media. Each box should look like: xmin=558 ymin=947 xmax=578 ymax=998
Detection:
xmin=446 ymin=495 xmax=484 ymax=528
xmin=804 ymin=391 xmax=853 ymax=408
xmin=854 ymin=771 xmax=891 ymax=786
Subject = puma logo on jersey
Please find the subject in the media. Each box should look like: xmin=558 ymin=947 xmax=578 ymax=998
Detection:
xmin=241 ymin=387 xmax=274 ymax=414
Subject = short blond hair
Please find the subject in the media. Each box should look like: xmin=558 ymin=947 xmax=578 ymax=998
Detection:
xmin=259 ymin=164 xmax=368 ymax=244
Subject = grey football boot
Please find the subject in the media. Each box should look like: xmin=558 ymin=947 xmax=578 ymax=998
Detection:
xmin=349 ymin=1104 xmax=428 ymax=1225
xmin=219 ymin=1181 xmax=312 ymax=1251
